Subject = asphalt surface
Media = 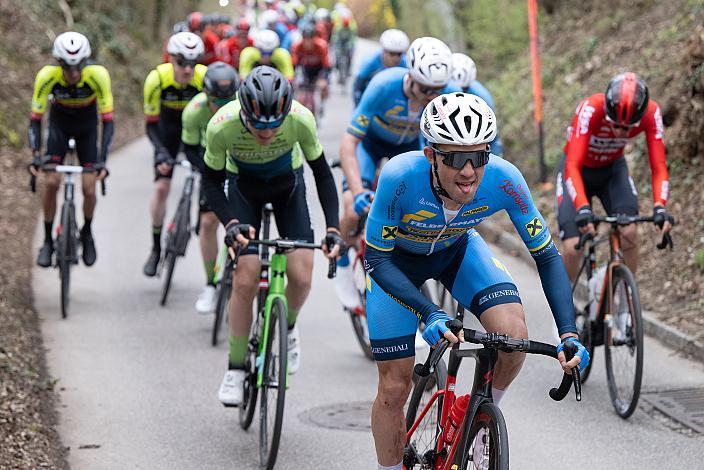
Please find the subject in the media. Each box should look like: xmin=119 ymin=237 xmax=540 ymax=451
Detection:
xmin=34 ymin=40 xmax=704 ymax=469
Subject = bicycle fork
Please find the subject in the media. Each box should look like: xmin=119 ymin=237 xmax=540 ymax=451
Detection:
xmin=256 ymin=253 xmax=289 ymax=389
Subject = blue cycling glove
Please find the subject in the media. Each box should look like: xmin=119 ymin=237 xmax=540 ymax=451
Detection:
xmin=422 ymin=310 xmax=453 ymax=347
xmin=353 ymin=190 xmax=374 ymax=216
xmin=557 ymin=336 xmax=590 ymax=372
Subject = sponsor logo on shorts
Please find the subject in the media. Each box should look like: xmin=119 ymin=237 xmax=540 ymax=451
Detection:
xmin=371 ymin=344 xmax=409 ymax=355
xmin=478 ymin=288 xmax=520 ymax=306
xmin=525 ymin=217 xmax=544 ymax=238
xmin=462 ymin=205 xmax=489 ymax=217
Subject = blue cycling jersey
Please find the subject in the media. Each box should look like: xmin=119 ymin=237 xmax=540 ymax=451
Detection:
xmin=450 ymin=80 xmax=504 ymax=156
xmin=348 ymin=67 xmax=460 ymax=148
xmin=352 ymin=50 xmax=408 ymax=105
xmin=364 ymin=151 xmax=578 ymax=336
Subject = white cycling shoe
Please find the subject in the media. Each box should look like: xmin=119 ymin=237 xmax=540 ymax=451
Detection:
xmin=334 ymin=263 xmax=361 ymax=310
xmin=195 ymin=285 xmax=217 ymax=314
xmin=218 ymin=369 xmax=244 ymax=406
xmin=287 ymin=325 xmax=301 ymax=375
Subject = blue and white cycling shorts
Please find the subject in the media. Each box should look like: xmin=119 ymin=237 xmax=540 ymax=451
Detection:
xmin=341 ymin=137 xmax=420 ymax=191
xmin=367 ymin=230 xmax=522 ymax=361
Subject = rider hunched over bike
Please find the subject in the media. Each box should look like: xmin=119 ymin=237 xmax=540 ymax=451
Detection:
xmin=181 ymin=62 xmax=239 ymax=313
xmin=238 ymin=29 xmax=295 ymax=82
xmin=29 ymin=32 xmax=113 ymax=268
xmin=143 ymin=32 xmax=207 ymax=277
xmin=336 ymin=36 xmax=460 ymax=310
xmin=201 ymin=66 xmax=343 ymax=406
xmin=352 ymin=28 xmax=409 ymax=105
xmin=363 ymin=92 xmax=589 ymax=470
xmin=556 ymin=72 xmax=674 ymax=282
xmin=451 ymin=52 xmax=504 ymax=156
xmin=291 ymin=23 xmax=332 ymax=113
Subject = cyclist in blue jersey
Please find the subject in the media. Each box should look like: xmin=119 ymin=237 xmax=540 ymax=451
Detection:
xmin=451 ymin=52 xmax=504 ymax=156
xmin=352 ymin=29 xmax=409 ymax=106
xmin=335 ymin=37 xmax=460 ymax=309
xmin=364 ymin=92 xmax=588 ymax=470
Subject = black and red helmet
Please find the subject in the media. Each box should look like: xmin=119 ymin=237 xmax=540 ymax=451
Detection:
xmin=604 ymin=72 xmax=649 ymax=126
xmin=187 ymin=12 xmax=203 ymax=32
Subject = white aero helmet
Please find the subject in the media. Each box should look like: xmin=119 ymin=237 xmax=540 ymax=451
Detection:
xmin=167 ymin=32 xmax=204 ymax=60
xmin=451 ymin=53 xmax=477 ymax=88
xmin=421 ymin=92 xmax=497 ymax=145
xmin=379 ymin=29 xmax=409 ymax=54
xmin=407 ymin=37 xmax=453 ymax=87
xmin=254 ymin=29 xmax=280 ymax=53
xmin=52 ymin=32 xmax=91 ymax=66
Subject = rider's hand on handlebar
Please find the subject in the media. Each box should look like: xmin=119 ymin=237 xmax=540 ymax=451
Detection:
xmin=28 ymin=152 xmax=42 ymax=177
xmin=557 ymin=335 xmax=590 ymax=374
xmin=224 ymin=222 xmax=256 ymax=249
xmin=322 ymin=228 xmax=344 ymax=259
xmin=575 ymin=205 xmax=595 ymax=236
xmin=422 ymin=310 xmax=463 ymax=348
xmin=155 ymin=150 xmax=174 ymax=176
xmin=94 ymin=162 xmax=109 ymax=181
xmin=653 ymin=205 xmax=674 ymax=234
xmin=353 ymin=190 xmax=374 ymax=216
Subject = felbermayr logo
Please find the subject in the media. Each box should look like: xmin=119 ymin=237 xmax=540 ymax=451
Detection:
xmin=478 ymin=289 xmax=519 ymax=305
xmin=499 ymin=179 xmax=529 ymax=215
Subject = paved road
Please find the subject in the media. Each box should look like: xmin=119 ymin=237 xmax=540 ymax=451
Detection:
xmin=34 ymin=40 xmax=704 ymax=469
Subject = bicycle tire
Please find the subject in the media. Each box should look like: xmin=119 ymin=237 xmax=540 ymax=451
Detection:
xmin=159 ymin=251 xmax=177 ymax=306
xmin=403 ymin=359 xmax=447 ymax=469
xmin=259 ymin=297 xmax=288 ymax=470
xmin=604 ymin=264 xmax=643 ymax=419
xmin=574 ymin=306 xmax=595 ymax=384
xmin=58 ymin=204 xmax=73 ymax=319
xmin=349 ymin=255 xmax=373 ymax=359
xmin=239 ymin=328 xmax=260 ymax=430
xmin=211 ymin=268 xmax=231 ymax=346
xmin=463 ymin=402 xmax=509 ymax=470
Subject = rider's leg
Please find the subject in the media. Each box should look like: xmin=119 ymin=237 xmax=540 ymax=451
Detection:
xmin=199 ymin=211 xmax=219 ymax=284
xmin=81 ymin=172 xmax=97 ymax=221
xmin=340 ymin=190 xmax=359 ymax=250
xmin=228 ymin=254 xmax=260 ymax=367
xmin=601 ymin=159 xmax=640 ymax=274
xmin=42 ymin=172 xmax=62 ymax=232
xmin=372 ymin=357 xmax=414 ymax=467
xmin=150 ymin=177 xmax=171 ymax=251
xmin=620 ymin=223 xmax=638 ymax=273
xmin=284 ymin=249 xmax=313 ymax=326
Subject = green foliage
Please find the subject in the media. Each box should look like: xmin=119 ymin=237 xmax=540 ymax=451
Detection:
xmin=695 ymin=249 xmax=704 ymax=271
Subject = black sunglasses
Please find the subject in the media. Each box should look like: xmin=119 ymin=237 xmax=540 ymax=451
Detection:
xmin=174 ymin=55 xmax=198 ymax=68
xmin=385 ymin=51 xmax=402 ymax=57
xmin=605 ymin=114 xmax=638 ymax=131
xmin=432 ymin=146 xmax=490 ymax=170
xmin=417 ymin=83 xmax=444 ymax=96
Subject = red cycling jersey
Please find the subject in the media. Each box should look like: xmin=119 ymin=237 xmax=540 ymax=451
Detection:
xmin=563 ymin=93 xmax=669 ymax=209
xmin=292 ymin=38 xmax=331 ymax=69
xmin=215 ymin=36 xmax=254 ymax=69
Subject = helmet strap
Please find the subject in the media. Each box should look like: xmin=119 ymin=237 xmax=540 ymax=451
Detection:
xmin=431 ymin=156 xmax=451 ymax=199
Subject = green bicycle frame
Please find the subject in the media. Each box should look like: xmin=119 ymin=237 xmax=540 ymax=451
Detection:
xmin=256 ymin=251 xmax=289 ymax=388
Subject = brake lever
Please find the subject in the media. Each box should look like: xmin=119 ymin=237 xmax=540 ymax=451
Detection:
xmin=656 ymin=232 xmax=673 ymax=251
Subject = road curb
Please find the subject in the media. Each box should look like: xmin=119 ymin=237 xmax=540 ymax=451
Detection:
xmin=477 ymin=219 xmax=704 ymax=362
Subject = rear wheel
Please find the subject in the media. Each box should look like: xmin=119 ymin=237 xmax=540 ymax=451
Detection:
xmin=464 ymin=402 xmax=509 ymax=470
xmin=403 ymin=359 xmax=448 ymax=469
xmin=574 ymin=306 xmax=595 ymax=383
xmin=259 ymin=298 xmax=288 ymax=470
xmin=239 ymin=325 xmax=260 ymax=430
xmin=604 ymin=265 xmax=643 ymax=419
xmin=349 ymin=252 xmax=373 ymax=359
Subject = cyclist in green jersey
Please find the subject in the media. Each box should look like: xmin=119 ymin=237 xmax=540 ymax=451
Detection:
xmin=201 ymin=66 xmax=343 ymax=406
xmin=181 ymin=62 xmax=239 ymax=313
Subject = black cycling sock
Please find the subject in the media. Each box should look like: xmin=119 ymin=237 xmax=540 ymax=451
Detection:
xmin=152 ymin=226 xmax=162 ymax=252
xmin=83 ymin=218 xmax=92 ymax=233
xmin=44 ymin=221 xmax=53 ymax=244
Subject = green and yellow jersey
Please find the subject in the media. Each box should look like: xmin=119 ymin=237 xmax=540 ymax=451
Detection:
xmin=143 ymin=62 xmax=207 ymax=123
xmin=181 ymin=92 xmax=214 ymax=147
xmin=238 ymin=47 xmax=295 ymax=81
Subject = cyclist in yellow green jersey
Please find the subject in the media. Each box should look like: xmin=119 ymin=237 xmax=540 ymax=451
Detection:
xmin=238 ymin=29 xmax=295 ymax=82
xmin=28 ymin=32 xmax=113 ymax=268
xmin=142 ymin=32 xmax=207 ymax=277
xmin=201 ymin=66 xmax=343 ymax=406
xmin=181 ymin=62 xmax=239 ymax=313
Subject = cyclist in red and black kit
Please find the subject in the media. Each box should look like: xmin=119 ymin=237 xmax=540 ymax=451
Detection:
xmin=292 ymin=23 xmax=331 ymax=106
xmin=556 ymin=72 xmax=674 ymax=280
xmin=215 ymin=17 xmax=253 ymax=69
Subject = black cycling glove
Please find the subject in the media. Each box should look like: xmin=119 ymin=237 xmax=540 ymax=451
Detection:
xmin=324 ymin=229 xmax=345 ymax=252
xmin=574 ymin=205 xmax=594 ymax=228
xmin=653 ymin=206 xmax=674 ymax=229
xmin=224 ymin=223 xmax=254 ymax=247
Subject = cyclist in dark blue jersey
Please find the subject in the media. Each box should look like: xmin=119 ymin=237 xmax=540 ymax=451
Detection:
xmin=352 ymin=28 xmax=409 ymax=105
xmin=364 ymin=92 xmax=589 ymax=470
xmin=336 ymin=37 xmax=460 ymax=309
xmin=450 ymin=52 xmax=504 ymax=156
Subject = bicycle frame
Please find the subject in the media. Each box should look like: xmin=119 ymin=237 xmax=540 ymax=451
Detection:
xmin=256 ymin=250 xmax=288 ymax=389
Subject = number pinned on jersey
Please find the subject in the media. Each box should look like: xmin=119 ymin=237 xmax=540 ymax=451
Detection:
xmin=525 ymin=217 xmax=544 ymax=238
xmin=382 ymin=225 xmax=398 ymax=240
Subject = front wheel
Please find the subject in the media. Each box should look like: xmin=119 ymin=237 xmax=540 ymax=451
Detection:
xmin=604 ymin=264 xmax=643 ymax=419
xmin=58 ymin=204 xmax=74 ymax=319
xmin=259 ymin=298 xmax=288 ymax=470
xmin=211 ymin=267 xmax=232 ymax=346
xmin=574 ymin=305 xmax=595 ymax=384
xmin=349 ymin=253 xmax=373 ymax=359
xmin=464 ymin=402 xmax=509 ymax=470
xmin=403 ymin=359 xmax=448 ymax=469
xmin=159 ymin=250 xmax=177 ymax=306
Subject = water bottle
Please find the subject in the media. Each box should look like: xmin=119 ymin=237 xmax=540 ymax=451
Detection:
xmin=443 ymin=394 xmax=470 ymax=446
xmin=588 ymin=266 xmax=606 ymax=321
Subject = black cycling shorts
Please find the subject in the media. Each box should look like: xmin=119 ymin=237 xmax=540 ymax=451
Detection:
xmin=556 ymin=154 xmax=638 ymax=240
xmin=227 ymin=167 xmax=314 ymax=255
xmin=153 ymin=111 xmax=183 ymax=181
xmin=45 ymin=105 xmax=98 ymax=167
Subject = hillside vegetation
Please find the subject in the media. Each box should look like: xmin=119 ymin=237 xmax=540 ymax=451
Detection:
xmin=0 ymin=1 xmax=196 ymax=466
